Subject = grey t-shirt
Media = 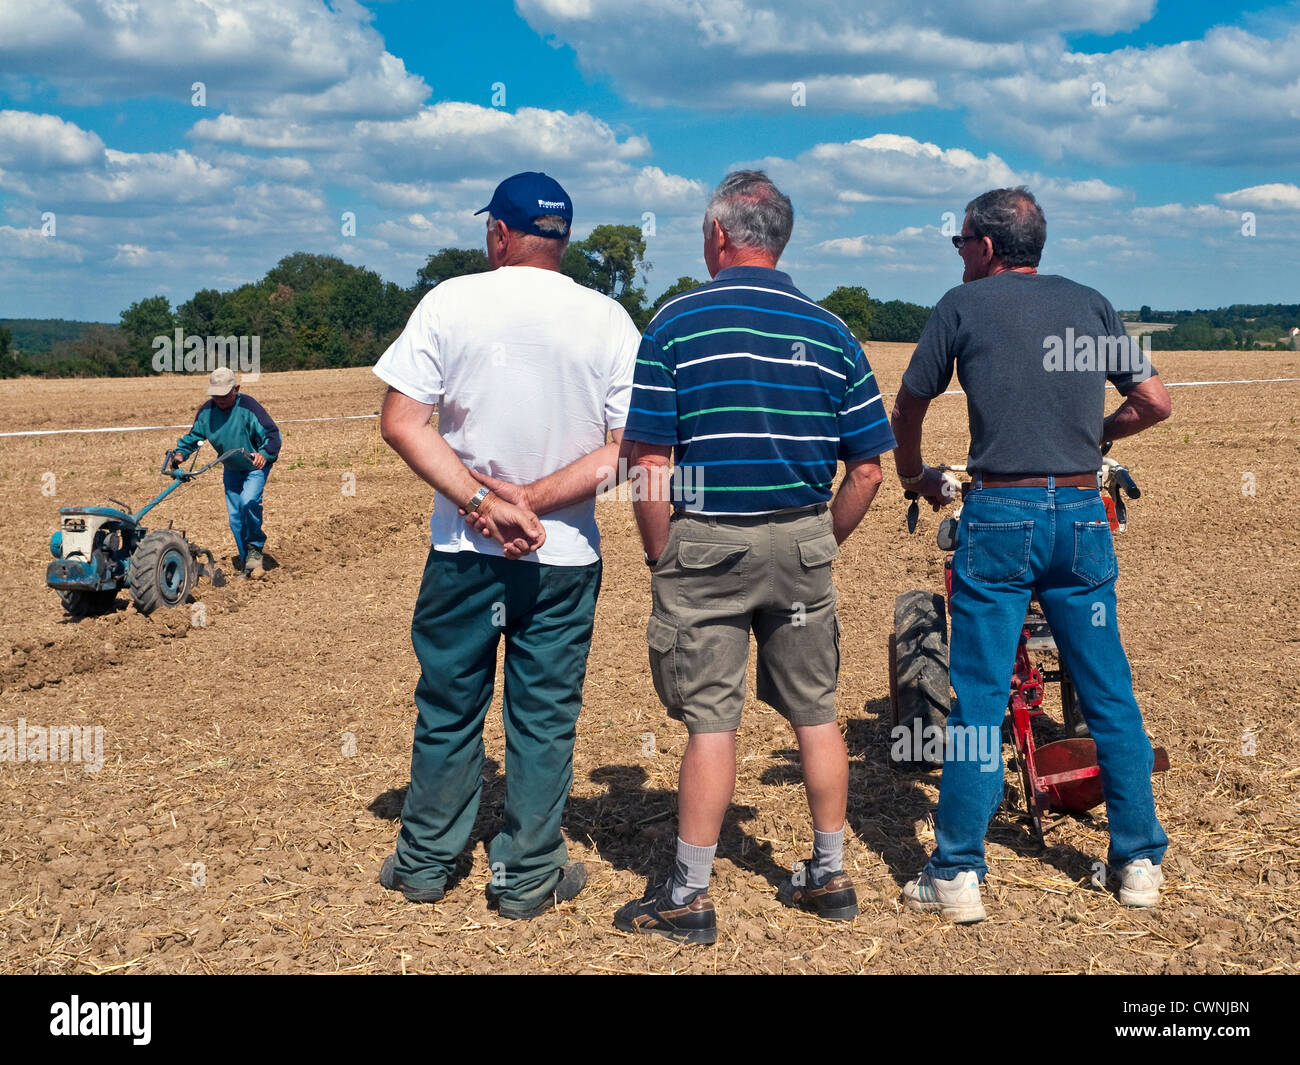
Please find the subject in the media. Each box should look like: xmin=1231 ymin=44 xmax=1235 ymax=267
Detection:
xmin=901 ymin=272 xmax=1156 ymax=475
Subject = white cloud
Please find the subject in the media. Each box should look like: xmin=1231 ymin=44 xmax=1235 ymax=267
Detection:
xmin=0 ymin=0 xmax=429 ymax=118
xmin=735 ymin=74 xmax=940 ymax=112
xmin=0 ymin=109 xmax=105 ymax=168
xmin=516 ymin=0 xmax=1154 ymax=110
xmin=961 ymin=24 xmax=1300 ymax=165
xmin=738 ymin=134 xmax=1020 ymax=212
xmin=812 ymin=225 xmax=939 ymax=257
xmin=1216 ymin=184 xmax=1300 ymax=212
xmin=0 ymin=224 xmax=84 ymax=261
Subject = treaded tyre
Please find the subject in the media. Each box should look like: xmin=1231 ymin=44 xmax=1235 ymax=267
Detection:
xmin=57 ymin=588 xmax=118 ymax=617
xmin=889 ymin=589 xmax=951 ymax=767
xmin=128 ymin=530 xmax=195 ymax=615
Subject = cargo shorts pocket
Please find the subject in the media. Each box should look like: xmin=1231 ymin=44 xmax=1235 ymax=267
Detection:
xmin=964 ymin=521 xmax=1034 ymax=584
xmin=677 ymin=539 xmax=749 ymax=607
xmin=646 ymin=614 xmax=683 ymax=711
xmin=1071 ymin=520 xmax=1117 ymax=586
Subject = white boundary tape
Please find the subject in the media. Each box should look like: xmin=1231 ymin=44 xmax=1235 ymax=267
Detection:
xmin=1 ymin=376 xmax=1297 ymax=438
xmin=0 ymin=413 xmax=378 ymax=439
xmin=881 ymin=376 xmax=1300 ymax=398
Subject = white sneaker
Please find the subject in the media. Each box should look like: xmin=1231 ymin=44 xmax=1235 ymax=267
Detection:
xmin=1118 ymin=858 xmax=1163 ymax=907
xmin=902 ymin=870 xmax=987 ymax=923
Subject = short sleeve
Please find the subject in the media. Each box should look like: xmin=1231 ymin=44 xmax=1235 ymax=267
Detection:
xmin=1100 ymin=298 xmax=1157 ymax=395
xmin=838 ymin=339 xmax=896 ymax=460
xmin=604 ymin=305 xmax=641 ymax=432
xmin=623 ymin=327 xmax=678 ymax=446
xmin=373 ymin=293 xmax=443 ymax=406
xmin=901 ymin=299 xmax=957 ymax=400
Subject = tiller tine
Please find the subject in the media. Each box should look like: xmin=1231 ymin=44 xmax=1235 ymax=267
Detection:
xmin=1036 ymin=740 xmax=1172 ymax=815
xmin=1034 ymin=738 xmax=1104 ymax=814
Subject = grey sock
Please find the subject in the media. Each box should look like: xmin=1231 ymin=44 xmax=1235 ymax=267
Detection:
xmin=811 ymin=828 xmax=844 ymax=882
xmin=670 ymin=838 xmax=716 ymax=905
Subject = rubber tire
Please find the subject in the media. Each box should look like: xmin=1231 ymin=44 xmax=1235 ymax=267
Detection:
xmin=57 ymin=588 xmax=118 ymax=617
xmin=890 ymin=589 xmax=951 ymax=767
xmin=128 ymin=530 xmax=195 ymax=615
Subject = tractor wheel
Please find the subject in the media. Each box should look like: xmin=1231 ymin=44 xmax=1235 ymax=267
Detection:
xmin=128 ymin=530 xmax=195 ymax=615
xmin=57 ymin=588 xmax=119 ymax=617
xmin=1059 ymin=666 xmax=1091 ymax=738
xmin=890 ymin=589 xmax=951 ymax=767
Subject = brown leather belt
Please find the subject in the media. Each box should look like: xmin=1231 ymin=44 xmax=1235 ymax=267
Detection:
xmin=975 ymin=473 xmax=1098 ymax=489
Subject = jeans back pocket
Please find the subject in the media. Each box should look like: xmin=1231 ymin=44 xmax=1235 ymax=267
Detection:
xmin=1072 ymin=521 xmax=1117 ymax=586
xmin=964 ymin=521 xmax=1034 ymax=584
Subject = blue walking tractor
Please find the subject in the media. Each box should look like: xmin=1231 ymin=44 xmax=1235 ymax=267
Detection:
xmin=46 ymin=449 xmax=248 ymax=616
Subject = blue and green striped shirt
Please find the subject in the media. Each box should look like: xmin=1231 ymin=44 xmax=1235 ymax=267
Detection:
xmin=625 ymin=266 xmax=896 ymax=514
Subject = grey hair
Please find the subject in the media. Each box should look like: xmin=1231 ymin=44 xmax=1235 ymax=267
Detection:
xmin=704 ymin=170 xmax=794 ymax=258
xmin=487 ymin=212 xmax=569 ymax=239
xmin=964 ymin=187 xmax=1046 ymax=268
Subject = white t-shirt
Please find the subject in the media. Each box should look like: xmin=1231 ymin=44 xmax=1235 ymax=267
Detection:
xmin=373 ymin=265 xmax=640 ymax=566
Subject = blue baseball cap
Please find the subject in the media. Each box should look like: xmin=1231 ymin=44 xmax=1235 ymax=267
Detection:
xmin=475 ymin=172 xmax=573 ymax=238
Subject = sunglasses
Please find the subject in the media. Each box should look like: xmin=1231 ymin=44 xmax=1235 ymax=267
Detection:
xmin=951 ymin=234 xmax=986 ymax=250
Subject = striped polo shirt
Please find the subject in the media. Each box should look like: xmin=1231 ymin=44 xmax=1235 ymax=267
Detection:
xmin=625 ymin=266 xmax=897 ymax=514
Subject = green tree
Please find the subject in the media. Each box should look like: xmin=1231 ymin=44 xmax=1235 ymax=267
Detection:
xmin=1139 ymin=304 xmax=1153 ymax=321
xmin=649 ymin=277 xmax=704 ymax=319
xmin=266 ymin=252 xmax=356 ymax=294
xmin=0 ymin=326 xmax=27 ymax=377
xmin=819 ymin=286 xmax=874 ymax=342
xmin=414 ymin=248 xmax=489 ymax=295
xmin=119 ymin=295 xmax=175 ymax=372
xmin=563 ymin=224 xmax=652 ymax=325
xmin=870 ymin=300 xmax=933 ymax=343
xmin=176 ymin=288 xmax=226 ymax=338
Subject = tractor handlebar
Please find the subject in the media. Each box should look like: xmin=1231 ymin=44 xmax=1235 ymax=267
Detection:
xmin=163 ymin=448 xmax=255 ymax=481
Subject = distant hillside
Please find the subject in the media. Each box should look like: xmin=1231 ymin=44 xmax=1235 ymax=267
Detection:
xmin=0 ymin=318 xmax=107 ymax=354
xmin=1122 ymin=304 xmax=1299 ymax=350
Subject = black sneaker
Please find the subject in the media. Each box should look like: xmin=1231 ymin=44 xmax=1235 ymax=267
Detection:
xmin=613 ymin=879 xmax=717 ymax=945
xmin=777 ymin=859 xmax=859 ymax=920
xmin=497 ymin=861 xmax=587 ymax=920
xmin=378 ymin=854 xmax=446 ymax=903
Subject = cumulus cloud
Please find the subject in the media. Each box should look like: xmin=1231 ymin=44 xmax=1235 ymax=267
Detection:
xmin=0 ymin=0 xmax=429 ymax=118
xmin=960 ymin=24 xmax=1300 ymax=166
xmin=515 ymin=0 xmax=1153 ymax=109
xmin=0 ymin=110 xmax=105 ymax=168
xmin=1216 ymin=184 xmax=1300 ymax=212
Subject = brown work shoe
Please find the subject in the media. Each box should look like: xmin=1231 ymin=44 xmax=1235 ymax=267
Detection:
xmin=778 ymin=858 xmax=859 ymax=920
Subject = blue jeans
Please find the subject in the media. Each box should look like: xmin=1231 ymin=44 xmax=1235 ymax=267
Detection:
xmin=928 ymin=482 xmax=1167 ymax=879
xmin=222 ymin=464 xmax=268 ymax=557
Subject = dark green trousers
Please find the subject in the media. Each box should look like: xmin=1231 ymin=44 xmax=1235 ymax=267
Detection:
xmin=395 ymin=549 xmax=601 ymax=908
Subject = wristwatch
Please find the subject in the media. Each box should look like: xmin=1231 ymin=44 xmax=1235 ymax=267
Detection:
xmin=899 ymin=465 xmax=928 ymax=488
xmin=465 ymin=486 xmax=490 ymax=513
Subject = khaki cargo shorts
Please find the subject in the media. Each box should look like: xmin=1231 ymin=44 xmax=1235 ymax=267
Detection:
xmin=646 ymin=505 xmax=841 ymax=733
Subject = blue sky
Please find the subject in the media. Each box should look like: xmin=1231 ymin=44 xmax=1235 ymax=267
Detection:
xmin=1 ymin=0 xmax=1297 ymax=323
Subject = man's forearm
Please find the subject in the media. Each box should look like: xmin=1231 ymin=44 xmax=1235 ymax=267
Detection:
xmin=1103 ymin=375 xmax=1173 ymax=442
xmin=889 ymin=387 xmax=930 ymax=478
xmin=627 ymin=440 xmax=674 ymax=560
xmin=522 ymin=438 xmax=623 ymax=515
xmin=830 ymin=459 xmax=883 ymax=544
xmin=384 ymin=420 xmax=482 ymax=505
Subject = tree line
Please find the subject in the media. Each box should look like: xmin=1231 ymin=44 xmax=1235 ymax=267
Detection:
xmin=2 ymin=225 xmax=932 ymax=378
xmin=1135 ymin=304 xmax=1299 ymax=351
